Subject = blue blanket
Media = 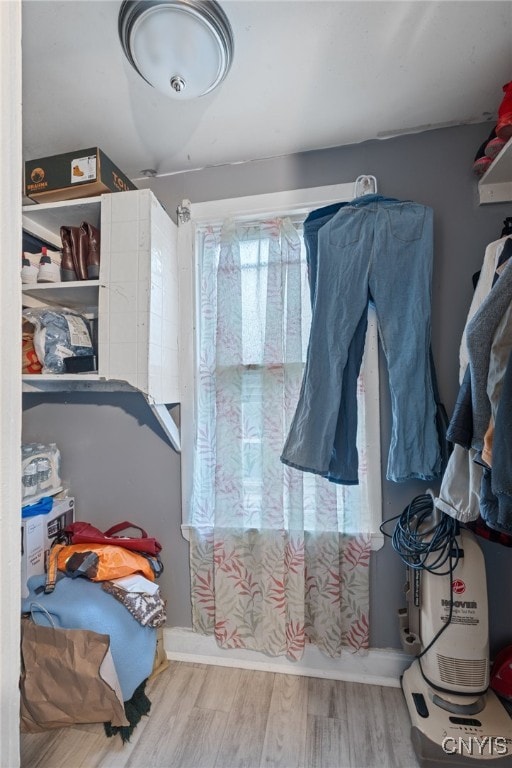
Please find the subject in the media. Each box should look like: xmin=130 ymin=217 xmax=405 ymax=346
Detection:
xmin=22 ymin=575 xmax=157 ymax=701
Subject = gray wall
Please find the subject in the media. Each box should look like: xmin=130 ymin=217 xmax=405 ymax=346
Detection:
xmin=23 ymin=122 xmax=512 ymax=653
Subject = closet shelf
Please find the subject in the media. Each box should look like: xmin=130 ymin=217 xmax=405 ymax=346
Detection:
xmin=22 ymin=280 xmax=100 ymax=310
xmin=22 ymin=196 xmax=101 ymax=244
xmin=22 ymin=373 xmax=102 ymax=392
xmin=21 ymin=375 xmax=181 ymax=451
xmin=478 ymin=136 xmax=512 ymax=203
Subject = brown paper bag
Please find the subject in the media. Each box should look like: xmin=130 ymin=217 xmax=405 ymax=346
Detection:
xmin=148 ymin=626 xmax=169 ymax=681
xmin=20 ymin=616 xmax=129 ymax=732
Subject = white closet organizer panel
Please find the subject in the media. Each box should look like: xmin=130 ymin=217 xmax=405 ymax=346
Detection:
xmin=22 ymin=189 xmax=181 ymax=451
xmin=479 ymin=136 xmax=512 ymax=203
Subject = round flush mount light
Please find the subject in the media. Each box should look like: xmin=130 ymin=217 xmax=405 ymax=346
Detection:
xmin=118 ymin=0 xmax=234 ymax=100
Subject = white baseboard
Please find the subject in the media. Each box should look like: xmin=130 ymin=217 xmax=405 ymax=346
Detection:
xmin=163 ymin=627 xmax=412 ymax=688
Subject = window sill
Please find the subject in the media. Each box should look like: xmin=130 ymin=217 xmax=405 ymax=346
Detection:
xmin=181 ymin=524 xmax=384 ymax=550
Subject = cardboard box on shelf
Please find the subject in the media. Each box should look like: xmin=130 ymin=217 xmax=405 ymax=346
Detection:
xmin=21 ymin=496 xmax=74 ymax=598
xmin=25 ymin=147 xmax=137 ymax=203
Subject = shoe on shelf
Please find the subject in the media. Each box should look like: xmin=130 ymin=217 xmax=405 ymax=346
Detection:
xmin=496 ymin=81 xmax=512 ymax=142
xmin=21 ymin=248 xmax=62 ymax=283
xmin=21 ymin=253 xmax=38 ymax=284
xmin=76 ymin=225 xmax=90 ymax=281
xmin=80 ymin=221 xmax=101 ymax=279
xmin=37 ymin=247 xmax=62 ymax=283
xmin=472 ymin=129 xmax=494 ymax=177
xmin=485 ymin=135 xmax=506 ymax=160
xmin=60 ymin=226 xmax=78 ymax=281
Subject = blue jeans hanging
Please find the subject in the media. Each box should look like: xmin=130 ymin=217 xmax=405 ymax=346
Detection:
xmin=282 ymin=195 xmax=441 ymax=483
xmin=303 ymin=202 xmax=366 ymax=484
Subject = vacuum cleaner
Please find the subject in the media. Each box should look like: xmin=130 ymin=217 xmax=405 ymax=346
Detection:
xmin=384 ymin=493 xmax=512 ymax=767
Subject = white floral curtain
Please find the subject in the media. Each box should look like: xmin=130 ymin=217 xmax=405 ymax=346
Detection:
xmin=189 ymin=216 xmax=371 ymax=661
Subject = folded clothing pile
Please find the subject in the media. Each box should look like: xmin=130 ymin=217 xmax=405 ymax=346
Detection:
xmin=22 ymin=574 xmax=157 ymax=703
xmin=20 ymin=520 xmax=165 ymax=738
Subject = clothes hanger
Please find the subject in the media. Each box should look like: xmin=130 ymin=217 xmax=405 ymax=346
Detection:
xmin=501 ymin=217 xmax=512 ymax=237
xmin=473 ymin=220 xmax=512 ymax=288
xmin=353 ymin=175 xmax=378 ymax=198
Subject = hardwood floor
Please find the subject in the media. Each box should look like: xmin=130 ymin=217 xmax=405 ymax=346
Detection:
xmin=20 ymin=662 xmax=420 ymax=768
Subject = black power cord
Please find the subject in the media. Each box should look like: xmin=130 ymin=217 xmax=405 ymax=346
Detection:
xmin=380 ymin=493 xmax=461 ymax=658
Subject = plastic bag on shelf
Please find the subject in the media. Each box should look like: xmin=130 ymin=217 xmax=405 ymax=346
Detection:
xmin=21 ymin=442 xmax=61 ymax=503
xmin=22 ymin=319 xmax=43 ymax=374
xmin=22 ymin=306 xmax=94 ymax=374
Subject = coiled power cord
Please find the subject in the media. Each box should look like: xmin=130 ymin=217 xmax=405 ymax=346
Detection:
xmin=380 ymin=493 xmax=462 ymax=658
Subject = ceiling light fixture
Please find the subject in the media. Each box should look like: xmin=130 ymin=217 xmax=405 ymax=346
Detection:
xmin=118 ymin=0 xmax=234 ymax=100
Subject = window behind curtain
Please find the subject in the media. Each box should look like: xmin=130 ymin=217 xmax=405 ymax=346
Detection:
xmin=188 ymin=214 xmax=382 ymax=540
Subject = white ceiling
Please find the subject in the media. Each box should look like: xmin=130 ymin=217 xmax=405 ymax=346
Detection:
xmin=22 ymin=0 xmax=512 ymax=181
